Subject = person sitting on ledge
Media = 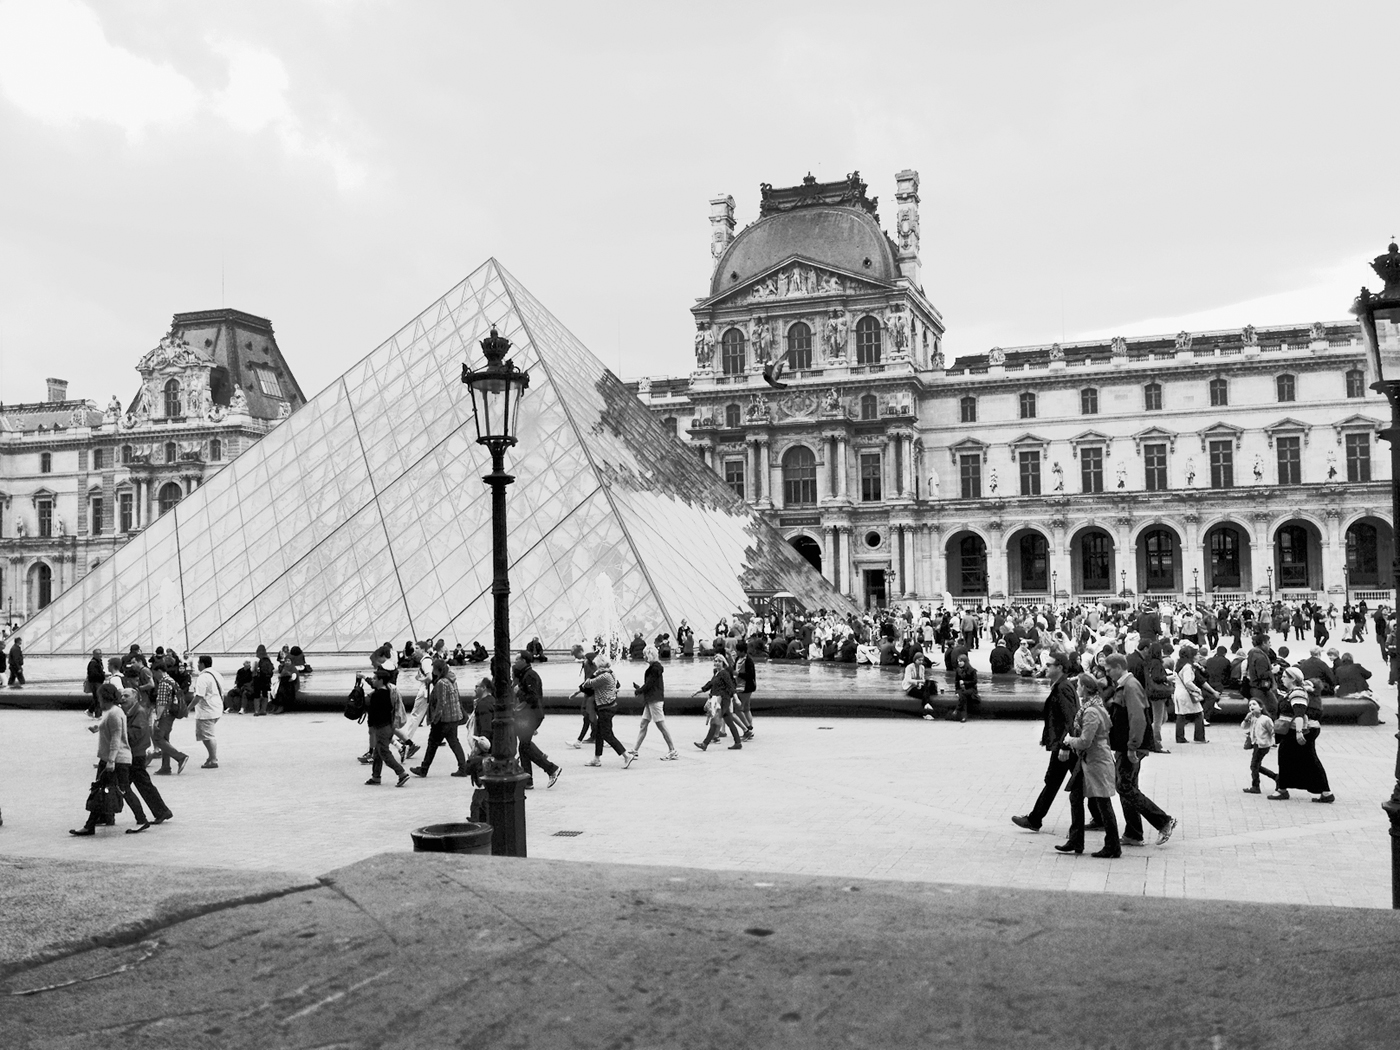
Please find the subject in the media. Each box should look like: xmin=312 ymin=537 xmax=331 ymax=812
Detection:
xmin=1204 ymin=645 xmax=1235 ymax=691
xmin=654 ymin=632 xmax=672 ymax=658
xmin=878 ymin=637 xmax=899 ymax=666
xmin=989 ymin=640 xmax=1014 ymax=675
xmin=525 ymin=637 xmax=547 ymax=663
xmin=628 ymin=633 xmax=647 ymax=661
xmin=450 ymin=644 xmax=468 ymax=666
xmin=468 ymin=641 xmax=489 ymax=663
xmin=786 ymin=635 xmax=807 ymax=660
xmin=1334 ymin=652 xmax=1373 ymax=698
xmin=838 ymin=634 xmax=858 ymax=663
xmin=1296 ymin=645 xmax=1335 ymax=696
xmin=822 ymin=635 xmax=838 ymax=660
xmin=749 ymin=634 xmax=769 ymax=656
xmin=678 ymin=621 xmax=695 ymax=657
xmin=1014 ymin=638 xmax=1039 ymax=677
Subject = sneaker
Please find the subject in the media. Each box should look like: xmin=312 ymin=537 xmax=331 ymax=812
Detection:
xmin=1156 ymin=817 xmax=1178 ymax=845
xmin=585 ymin=758 xmax=601 ymax=767
xmin=742 ymin=732 xmax=754 ymax=741
xmin=403 ymin=741 xmax=420 ymax=759
xmin=1120 ymin=836 xmax=1146 ymax=847
xmin=365 ymin=777 xmax=381 ymax=785
xmin=922 ymin=714 xmax=934 ymax=720
xmin=1011 ymin=815 xmax=1041 ymax=832
xmin=661 ymin=751 xmax=679 ymax=761
xmin=396 ymin=773 xmax=411 ymax=788
xmin=409 ymin=767 xmax=427 ymax=778
xmin=569 ymin=741 xmax=582 ymax=749
xmin=176 ymin=756 xmax=189 ymax=775
xmin=548 ymin=768 xmax=562 ymax=788
xmin=154 ymin=769 xmax=172 ymax=776
xmin=623 ymin=752 xmax=636 ymax=769
xmin=693 ymin=742 xmax=707 ymax=751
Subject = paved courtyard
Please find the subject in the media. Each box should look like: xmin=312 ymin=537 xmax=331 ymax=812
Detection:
xmin=2 ymin=677 xmax=1394 ymax=909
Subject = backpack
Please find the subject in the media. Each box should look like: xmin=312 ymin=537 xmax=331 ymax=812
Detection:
xmin=344 ymin=685 xmax=368 ymax=722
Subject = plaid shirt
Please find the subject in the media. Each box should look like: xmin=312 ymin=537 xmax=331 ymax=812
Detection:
xmin=430 ymin=677 xmax=463 ymax=724
xmin=154 ymin=677 xmax=176 ymax=720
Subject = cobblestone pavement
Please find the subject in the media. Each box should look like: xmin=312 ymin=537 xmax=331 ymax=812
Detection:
xmin=2 ymin=681 xmax=1393 ymax=908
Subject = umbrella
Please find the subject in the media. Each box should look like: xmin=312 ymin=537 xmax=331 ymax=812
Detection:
xmin=772 ymin=591 xmax=797 ymax=600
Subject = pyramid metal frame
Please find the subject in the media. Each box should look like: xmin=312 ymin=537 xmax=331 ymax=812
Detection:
xmin=22 ymin=260 xmax=852 ymax=655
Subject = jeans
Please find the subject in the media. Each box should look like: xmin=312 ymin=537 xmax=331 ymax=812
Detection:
xmin=86 ymin=763 xmax=144 ymax=828
xmin=1027 ymin=750 xmax=1076 ymax=827
xmin=8 ymin=666 xmax=24 ymax=686
xmin=1115 ymin=752 xmax=1172 ymax=840
xmin=519 ymin=723 xmax=558 ymax=782
xmin=1175 ymin=711 xmax=1206 ymax=743
xmin=1149 ymin=699 xmax=1168 ymax=749
xmin=419 ymin=720 xmax=466 ymax=773
xmin=593 ymin=708 xmax=628 ymax=757
xmin=153 ymin=712 xmax=188 ymax=772
xmin=1249 ymin=746 xmax=1277 ymax=788
xmin=370 ymin=724 xmax=404 ymax=779
xmin=128 ymin=755 xmax=171 ymax=821
xmin=1064 ymin=776 xmax=1117 ymax=852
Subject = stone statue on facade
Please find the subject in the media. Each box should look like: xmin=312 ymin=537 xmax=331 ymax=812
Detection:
xmin=822 ymin=387 xmax=843 ymax=416
xmin=13 ymin=515 xmax=26 ymax=538
xmin=928 ymin=470 xmax=940 ymax=499
xmin=988 ymin=346 xmax=1006 ymax=366
xmin=229 ymin=384 xmax=250 ymax=415
xmin=887 ymin=308 xmax=909 ymax=358
xmin=636 ymin=377 xmax=651 ymax=398
xmin=1310 ymin=321 xmax=1327 ymax=341
xmin=105 ymin=395 xmax=122 ymax=423
xmin=1116 ymin=461 xmax=1126 ymax=489
xmin=747 ymin=392 xmax=770 ymax=421
xmin=694 ymin=325 xmax=713 ymax=370
xmin=1048 ymin=343 xmax=1064 ymax=362
xmin=1185 ymin=457 xmax=1197 ymax=487
xmin=1051 ymin=461 xmax=1064 ymax=492
xmin=1110 ymin=336 xmax=1128 ymax=356
xmin=823 ymin=310 xmax=848 ymax=362
xmin=1327 ymin=450 xmax=1338 ymax=480
xmin=897 ymin=204 xmax=920 ymax=252
xmin=988 ymin=467 xmax=999 ymax=495
xmin=750 ymin=316 xmax=772 ymax=365
xmin=1252 ymin=454 xmax=1263 ymax=483
xmin=1175 ymin=330 xmax=1193 ymax=351
xmin=132 ymin=383 xmax=153 ymax=422
xmin=54 ymin=514 xmax=65 ymax=537
xmin=277 ymin=400 xmax=292 ymax=420
xmin=1241 ymin=324 xmax=1258 ymax=346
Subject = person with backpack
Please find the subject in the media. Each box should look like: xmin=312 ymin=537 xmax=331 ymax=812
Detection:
xmin=580 ymin=654 xmax=630 ymax=766
xmin=150 ymin=665 xmax=191 ymax=776
xmin=362 ymin=667 xmax=410 ymax=787
xmin=191 ymin=656 xmax=225 ymax=769
xmin=1104 ymin=652 xmax=1177 ymax=848
xmin=514 ymin=652 xmax=563 ymax=786
xmin=409 ymin=659 xmax=470 ymax=778
xmin=732 ymin=639 xmax=756 ymax=740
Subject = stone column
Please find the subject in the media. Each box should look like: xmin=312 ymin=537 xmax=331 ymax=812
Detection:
xmin=824 ymin=525 xmax=838 ymax=587
xmin=836 ymin=437 xmax=850 ymax=500
xmin=815 ymin=443 xmax=829 ymax=503
xmin=928 ymin=525 xmax=944 ymax=597
xmin=839 ymin=526 xmax=853 ymax=596
xmin=1322 ymin=510 xmax=1343 ymax=596
xmin=759 ymin=439 xmax=773 ymax=506
xmin=1181 ymin=514 xmax=1205 ymax=603
xmin=883 ymin=437 xmax=894 ymax=500
xmin=988 ymin=525 xmax=1007 ymax=599
xmin=902 ymin=434 xmax=915 ymax=498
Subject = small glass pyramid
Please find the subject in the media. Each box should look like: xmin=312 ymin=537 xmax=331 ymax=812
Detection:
xmin=23 ymin=260 xmax=853 ymax=655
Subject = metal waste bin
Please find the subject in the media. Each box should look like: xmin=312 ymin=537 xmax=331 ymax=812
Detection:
xmin=410 ymin=822 xmax=494 ymax=855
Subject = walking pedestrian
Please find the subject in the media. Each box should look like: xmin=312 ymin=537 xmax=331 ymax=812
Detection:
xmin=1269 ymin=667 xmax=1334 ymax=803
xmin=191 ymin=655 xmax=225 ymax=769
xmin=409 ymin=659 xmax=471 ymax=778
xmin=629 ymin=646 xmax=678 ymax=760
xmin=1012 ymin=652 xmax=1081 ymax=833
xmin=121 ymin=686 xmax=172 ymax=828
xmin=513 ymin=652 xmax=563 ymax=786
xmin=1054 ymin=671 xmax=1122 ymax=858
xmin=1172 ymin=645 xmax=1207 ymax=744
xmin=1241 ymin=698 xmax=1278 ymax=794
xmin=1104 ymin=653 xmax=1178 ymax=847
xmin=70 ymin=684 xmax=146 ymax=835
xmin=7 ymin=635 xmax=23 ymax=688
xmin=150 ymin=666 xmax=190 ymax=776
xmin=363 ymin=668 xmax=410 ymax=787
xmin=694 ymin=654 xmax=743 ymax=750
xmin=733 ymin=639 xmax=756 ymax=740
xmin=85 ymin=649 xmax=105 ymax=718
xmin=581 ymin=654 xmax=630 ymax=766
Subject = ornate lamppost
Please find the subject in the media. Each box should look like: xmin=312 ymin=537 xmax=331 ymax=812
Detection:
xmin=1343 ymin=564 xmax=1351 ymax=604
xmin=1120 ymin=568 xmax=1127 ymax=599
xmin=1193 ymin=567 xmax=1201 ymax=607
xmin=1350 ymin=241 xmax=1400 ymax=908
xmin=1267 ymin=566 xmax=1274 ymax=602
xmin=1051 ymin=569 xmax=1058 ymax=603
xmin=461 ymin=326 xmax=531 ymax=857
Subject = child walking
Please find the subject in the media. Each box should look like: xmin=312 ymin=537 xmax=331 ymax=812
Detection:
xmin=1241 ymin=698 xmax=1277 ymax=794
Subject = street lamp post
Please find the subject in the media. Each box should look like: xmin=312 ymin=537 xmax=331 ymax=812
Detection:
xmin=1120 ymin=568 xmax=1127 ymax=599
xmin=1267 ymin=566 xmax=1274 ymax=602
xmin=1051 ymin=569 xmax=1058 ymax=603
xmin=1351 ymin=241 xmax=1400 ymax=909
xmin=462 ymin=326 xmax=531 ymax=858
xmin=1344 ymin=565 xmax=1351 ymax=604
xmin=1193 ymin=567 xmax=1200 ymax=607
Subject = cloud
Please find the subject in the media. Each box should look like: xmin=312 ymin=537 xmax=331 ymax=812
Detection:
xmin=0 ymin=0 xmax=200 ymax=134
xmin=0 ymin=0 xmax=364 ymax=188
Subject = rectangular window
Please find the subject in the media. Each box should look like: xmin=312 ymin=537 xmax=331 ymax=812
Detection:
xmin=1080 ymin=388 xmax=1098 ymax=414
xmin=252 ymin=366 xmax=284 ymax=399
xmin=91 ymin=497 xmax=103 ymax=535
xmin=38 ymin=499 xmax=53 ymax=538
xmin=959 ymin=454 xmax=981 ymax=499
xmin=1018 ymin=450 xmax=1041 ymax=496
xmin=1144 ymin=443 xmax=1168 ymax=491
xmin=92 ymin=448 xmax=104 ymax=470
xmin=860 ymin=453 xmax=883 ymax=502
xmin=959 ymin=397 xmax=976 ymax=423
xmin=1081 ymin=447 xmax=1104 ymax=493
xmin=723 ymin=459 xmax=745 ymax=500
xmin=1209 ymin=439 xmax=1234 ymax=489
xmin=1346 ymin=433 xmax=1372 ymax=482
xmin=1276 ymin=436 xmax=1301 ymax=485
xmin=119 ymin=492 xmax=133 ymax=533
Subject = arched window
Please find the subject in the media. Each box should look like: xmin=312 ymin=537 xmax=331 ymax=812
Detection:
xmin=158 ymin=482 xmax=183 ymax=516
xmin=121 ymin=444 xmax=132 ymax=465
xmin=1346 ymin=522 xmax=1380 ymax=585
xmin=1081 ymin=532 xmax=1112 ymax=591
xmin=1209 ymin=378 xmax=1228 ymax=407
xmin=1210 ymin=527 xmax=1241 ymax=589
xmin=860 ymin=393 xmax=878 ymax=420
xmin=724 ymin=403 xmax=742 ymax=428
xmin=721 ymin=328 xmax=746 ymax=375
xmin=958 ymin=535 xmax=987 ymax=594
xmin=209 ymin=438 xmax=222 ymax=461
xmin=1144 ymin=382 xmax=1163 ymax=411
xmin=37 ymin=563 xmax=52 ymax=609
xmin=165 ymin=442 xmax=177 ymax=464
xmin=786 ymin=322 xmax=812 ymax=370
xmin=1277 ymin=524 xmax=1309 ymax=587
xmin=855 ymin=316 xmax=881 ymax=365
xmin=959 ymin=396 xmax=977 ymax=423
xmin=1347 ymin=368 xmax=1366 ymax=398
xmin=1019 ymin=392 xmax=1036 ymax=419
xmin=1019 ymin=533 xmax=1048 ymax=592
xmin=1276 ymin=373 xmax=1296 ymax=402
xmin=39 ymin=452 xmax=51 ymax=473
xmin=781 ymin=446 xmax=817 ymax=507
xmin=1080 ymin=388 xmax=1098 ymax=415
xmin=1143 ymin=528 xmax=1176 ymax=591
xmin=163 ymin=378 xmax=182 ymax=418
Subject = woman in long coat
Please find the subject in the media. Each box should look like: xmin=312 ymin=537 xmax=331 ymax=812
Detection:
xmin=1055 ymin=671 xmax=1121 ymax=858
xmin=1172 ymin=645 xmax=1207 ymax=744
xmin=1269 ymin=667 xmax=1335 ymax=803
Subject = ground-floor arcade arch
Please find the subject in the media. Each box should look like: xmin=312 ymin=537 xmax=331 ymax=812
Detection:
xmin=1136 ymin=523 xmax=1184 ymax=595
xmin=788 ymin=533 xmax=822 ymax=574
xmin=946 ymin=530 xmax=988 ymax=598
xmin=1204 ymin=520 xmax=1253 ymax=596
xmin=1272 ymin=517 xmax=1325 ymax=594
xmin=1344 ymin=515 xmax=1395 ymax=593
xmin=1006 ymin=526 xmax=1051 ymax=596
xmin=1069 ymin=525 xmax=1117 ymax=597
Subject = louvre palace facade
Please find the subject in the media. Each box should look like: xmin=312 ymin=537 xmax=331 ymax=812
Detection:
xmin=0 ymin=309 xmax=306 ymax=625
xmin=628 ymin=170 xmax=1394 ymax=609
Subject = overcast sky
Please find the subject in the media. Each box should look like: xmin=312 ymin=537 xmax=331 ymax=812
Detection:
xmin=1 ymin=0 xmax=1397 ymax=406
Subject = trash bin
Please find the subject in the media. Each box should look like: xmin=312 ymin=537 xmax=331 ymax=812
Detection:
xmin=410 ymin=822 xmax=494 ymax=855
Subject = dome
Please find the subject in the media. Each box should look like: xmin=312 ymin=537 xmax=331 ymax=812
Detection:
xmin=710 ymin=205 xmax=899 ymax=298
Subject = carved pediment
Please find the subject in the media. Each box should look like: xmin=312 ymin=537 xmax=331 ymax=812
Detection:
xmin=949 ymin=437 xmax=988 ymax=464
xmin=1070 ymin=429 xmax=1113 ymax=458
xmin=1130 ymin=426 xmax=1176 ymax=454
xmin=1263 ymin=416 xmax=1313 ymax=448
xmin=1008 ymin=432 xmax=1050 ymax=453
xmin=1332 ymin=413 xmax=1385 ymax=444
xmin=1198 ymin=421 xmax=1244 ymax=451
xmin=709 ymin=257 xmax=891 ymax=308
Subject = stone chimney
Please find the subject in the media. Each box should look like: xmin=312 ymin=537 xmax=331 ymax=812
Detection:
xmin=894 ymin=170 xmax=921 ymax=287
xmin=709 ymin=195 xmax=735 ymax=273
xmin=46 ymin=378 xmax=68 ymax=403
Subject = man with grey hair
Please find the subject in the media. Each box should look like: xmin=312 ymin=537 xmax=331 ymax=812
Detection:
xmin=1104 ymin=652 xmax=1177 ymax=847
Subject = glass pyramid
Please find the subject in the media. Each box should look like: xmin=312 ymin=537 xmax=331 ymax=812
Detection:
xmin=22 ymin=260 xmax=853 ymax=655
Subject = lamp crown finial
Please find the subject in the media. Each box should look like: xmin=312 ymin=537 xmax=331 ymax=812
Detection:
xmin=480 ymin=325 xmax=511 ymax=366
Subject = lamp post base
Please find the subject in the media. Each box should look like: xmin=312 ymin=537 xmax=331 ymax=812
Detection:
xmin=482 ymin=771 xmax=529 ymax=858
xmin=1385 ymin=782 xmax=1400 ymax=909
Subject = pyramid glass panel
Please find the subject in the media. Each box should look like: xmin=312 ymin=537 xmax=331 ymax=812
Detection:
xmin=20 ymin=259 xmax=854 ymax=655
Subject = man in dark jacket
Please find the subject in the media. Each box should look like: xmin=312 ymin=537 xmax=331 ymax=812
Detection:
xmin=1245 ymin=634 xmax=1278 ymax=717
xmin=513 ymin=652 xmax=561 ymax=789
xmin=1105 ymin=653 xmax=1177 ymax=848
xmin=1012 ymin=653 xmax=1085 ymax=832
xmin=1296 ymin=646 xmax=1336 ymax=696
xmin=988 ymin=641 xmax=1014 ymax=674
xmin=1203 ymin=646 xmax=1235 ymax=690
xmin=6 ymin=636 xmax=23 ymax=687
xmin=85 ymin=649 xmax=106 ymax=717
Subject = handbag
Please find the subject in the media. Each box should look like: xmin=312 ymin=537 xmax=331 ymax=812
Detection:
xmin=392 ymin=695 xmax=408 ymax=729
xmin=84 ymin=777 xmax=123 ymax=817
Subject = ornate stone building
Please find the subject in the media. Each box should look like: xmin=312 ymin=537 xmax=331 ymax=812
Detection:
xmin=0 ymin=308 xmax=305 ymax=624
xmin=630 ymin=170 xmax=1395 ymax=609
